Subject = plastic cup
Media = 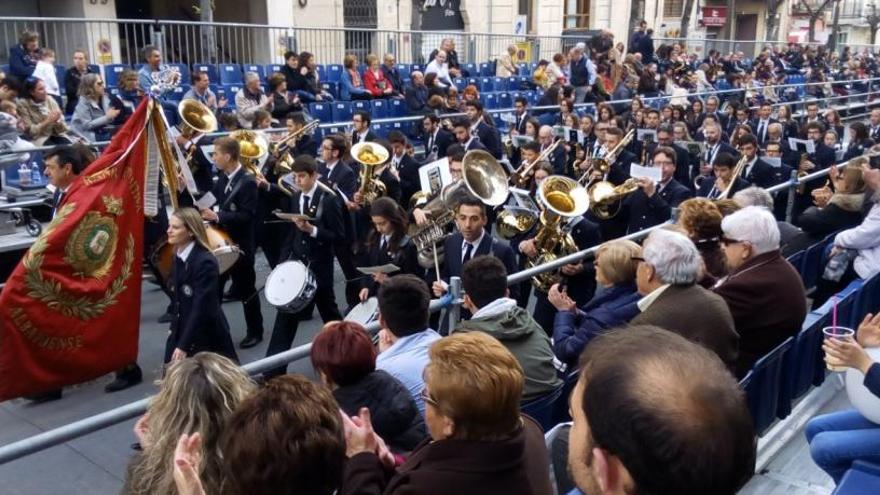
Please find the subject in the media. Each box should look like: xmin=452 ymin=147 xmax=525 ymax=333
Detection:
xmin=823 ymin=326 xmax=856 ymax=372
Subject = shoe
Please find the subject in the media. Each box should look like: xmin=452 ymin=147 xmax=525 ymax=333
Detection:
xmin=239 ymin=336 xmax=262 ymax=349
xmin=105 ymin=364 xmax=143 ymax=393
xmin=157 ymin=311 xmax=173 ymax=324
xmin=25 ymin=389 xmax=62 ymax=403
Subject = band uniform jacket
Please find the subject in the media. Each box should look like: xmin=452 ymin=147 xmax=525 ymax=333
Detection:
xmin=317 ymin=160 xmax=359 ymax=200
xmin=395 ymin=152 xmax=421 ymax=207
xmin=360 ymin=235 xmax=424 ymax=296
xmin=630 ymin=284 xmax=739 ymax=371
xmin=212 ymin=168 xmax=258 ymax=256
xmin=430 ymin=230 xmax=519 ymax=301
xmin=623 ymin=178 xmax=693 ymax=234
xmin=425 ymin=128 xmax=455 ymax=160
xmin=473 ymin=120 xmax=503 ymax=160
xmin=166 ymin=244 xmax=238 ymax=363
xmin=293 ymin=133 xmax=319 ymax=158
xmin=741 ymin=157 xmax=778 ymax=189
xmin=645 ymin=141 xmax=692 ymax=185
xmin=279 ymin=186 xmax=345 ymax=286
xmin=697 ymin=175 xmax=750 ymax=199
xmin=351 ymin=129 xmax=379 ymax=146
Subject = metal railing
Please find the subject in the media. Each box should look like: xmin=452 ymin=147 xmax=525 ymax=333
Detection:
xmin=0 ymin=151 xmax=858 ymax=464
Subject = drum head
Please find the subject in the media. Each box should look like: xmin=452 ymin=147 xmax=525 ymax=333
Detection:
xmin=345 ymin=297 xmax=379 ymax=326
xmin=213 ymin=246 xmax=240 ymax=274
xmin=265 ymin=261 xmax=309 ymax=307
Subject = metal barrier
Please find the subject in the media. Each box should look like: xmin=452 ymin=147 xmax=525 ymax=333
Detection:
xmin=0 ymin=154 xmax=855 ymax=464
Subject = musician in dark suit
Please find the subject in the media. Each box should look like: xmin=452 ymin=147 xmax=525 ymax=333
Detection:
xmin=697 ymin=152 xmax=750 ymax=199
xmin=351 ymin=110 xmax=378 ymax=145
xmin=284 ymin=111 xmax=318 ymax=157
xmin=512 ymin=96 xmax=531 ymax=136
xmin=653 ymin=124 xmax=693 ymax=186
xmin=749 ymin=103 xmax=778 ymax=147
xmin=265 ymin=155 xmax=345 ymax=378
xmin=389 ymin=131 xmax=421 ymax=207
xmin=164 ymin=208 xmax=238 ymax=364
xmin=598 ymin=127 xmax=637 ymax=185
xmin=173 ymin=124 xmax=215 ymax=197
xmin=422 ymin=114 xmax=454 ymax=161
xmin=429 ymin=196 xmax=518 ymax=318
xmin=797 ymin=102 xmax=825 ymax=137
xmin=537 ymin=124 xmax=567 ymax=176
xmin=358 ymin=198 xmax=423 ymax=301
xmin=795 ymin=122 xmax=838 ymax=216
xmin=464 ymin=101 xmax=503 ymax=159
xmin=737 ymin=134 xmax=777 ymax=188
xmin=703 ymin=96 xmax=729 ymax=132
xmin=319 ymin=133 xmax=361 ymax=307
xmin=200 ymin=137 xmax=264 ymax=348
xmin=452 ymin=118 xmax=488 ymax=152
xmin=622 ymin=146 xmax=693 ymax=234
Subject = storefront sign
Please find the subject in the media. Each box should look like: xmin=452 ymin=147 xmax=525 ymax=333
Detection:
xmin=702 ymin=6 xmax=727 ymax=27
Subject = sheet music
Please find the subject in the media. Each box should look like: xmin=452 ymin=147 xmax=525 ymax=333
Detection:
xmin=195 ymin=192 xmax=216 ymax=210
xmin=788 ymin=138 xmax=816 ymax=154
xmin=629 ymin=163 xmax=662 ymax=182
xmin=357 ymin=264 xmax=400 ymax=275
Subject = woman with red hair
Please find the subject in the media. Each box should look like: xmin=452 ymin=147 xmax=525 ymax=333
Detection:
xmin=311 ymin=321 xmax=427 ymax=453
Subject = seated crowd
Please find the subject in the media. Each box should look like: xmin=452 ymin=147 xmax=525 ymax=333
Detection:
xmin=7 ymin=24 xmax=880 ymax=492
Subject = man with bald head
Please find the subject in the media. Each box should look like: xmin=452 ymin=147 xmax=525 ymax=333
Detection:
xmin=405 ymin=70 xmax=428 ymax=113
xmin=538 ymin=125 xmax=567 ymax=174
xmin=567 ymin=325 xmax=756 ymax=495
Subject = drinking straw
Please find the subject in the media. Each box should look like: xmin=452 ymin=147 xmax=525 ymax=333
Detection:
xmin=832 ymin=295 xmax=838 ymax=332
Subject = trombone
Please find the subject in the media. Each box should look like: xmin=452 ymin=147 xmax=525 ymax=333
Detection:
xmin=271 ymin=119 xmax=320 ymax=159
xmin=510 ymin=138 xmax=563 ymax=188
xmin=576 ymin=129 xmax=635 ymax=187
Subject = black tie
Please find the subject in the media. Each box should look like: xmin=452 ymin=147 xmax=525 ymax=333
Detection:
xmin=302 ymin=195 xmax=310 ymax=213
xmin=55 ymin=191 xmax=64 ymax=209
xmin=462 ymin=242 xmax=474 ymax=264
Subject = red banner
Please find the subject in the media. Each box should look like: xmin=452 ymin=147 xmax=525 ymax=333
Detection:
xmin=702 ymin=6 xmax=727 ymax=27
xmin=0 ymin=99 xmax=154 ymax=400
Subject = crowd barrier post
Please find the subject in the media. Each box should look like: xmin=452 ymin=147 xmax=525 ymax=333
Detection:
xmin=785 ymin=170 xmax=799 ymax=224
xmin=448 ymin=276 xmax=462 ymax=329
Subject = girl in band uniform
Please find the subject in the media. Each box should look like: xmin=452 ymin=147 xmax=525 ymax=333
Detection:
xmin=358 ymin=197 xmax=422 ymax=302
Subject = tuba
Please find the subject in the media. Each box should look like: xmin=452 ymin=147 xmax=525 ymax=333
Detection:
xmin=527 ymin=175 xmax=590 ymax=292
xmin=351 ymin=142 xmax=390 ymax=206
xmin=230 ymin=129 xmax=270 ymax=178
xmin=411 ymin=150 xmax=509 ymax=268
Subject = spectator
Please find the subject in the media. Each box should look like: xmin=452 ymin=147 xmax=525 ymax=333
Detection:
xmin=71 ymin=73 xmax=124 ymax=142
xmin=546 ymin=53 xmax=568 ymax=86
xmin=341 ymin=331 xmax=553 ymax=495
xmin=630 ymin=229 xmax=739 ymax=370
xmin=423 ymin=71 xmax=446 ymax=101
xmin=567 ymin=325 xmax=755 ymax=495
xmin=8 ymin=30 xmax=39 ymax=81
xmin=183 ymin=70 xmax=226 ymax=112
xmin=843 ymin=122 xmax=875 ymax=161
xmin=548 ymin=239 xmax=642 ymax=368
xmin=496 ymin=44 xmax=519 ymax=77
xmin=340 ymin=53 xmax=371 ymax=101
xmin=375 ymin=274 xmax=441 ymax=414
xmin=124 ymin=353 xmax=254 ymax=494
xmin=569 ymin=46 xmax=592 ymax=102
xmin=279 ymin=49 xmax=299 ymax=89
xmin=235 ymin=71 xmax=272 ymax=129
xmin=805 ymin=312 xmax=880 ymax=483
xmin=533 ymin=59 xmax=551 ymax=89
xmin=217 ymin=112 xmax=239 ymax=132
xmin=733 ymin=186 xmax=807 ymax=256
xmin=425 ymin=50 xmax=454 ymax=89
xmin=362 ymin=54 xmax=395 ymax=98
xmin=290 ymin=51 xmax=333 ymax=103
xmin=311 ymin=320 xmax=427 ymax=453
xmin=429 ymin=38 xmax=464 ymax=78
xmin=252 ymin=108 xmax=272 ymax=130
xmin=676 ymin=198 xmax=728 ymax=282
xmin=798 ymin=164 xmax=867 ymax=241
xmin=266 ymin=72 xmax=302 ymax=122
xmin=32 ymin=48 xmax=60 ymax=107
xmin=0 ymin=77 xmax=19 ymax=102
xmin=0 ymin=100 xmax=35 ymax=166
xmin=714 ymin=205 xmax=807 ymax=377
xmin=116 ymin=68 xmax=142 ymax=113
xmin=136 ymin=45 xmax=180 ymax=125
xmin=405 ymin=70 xmax=429 ymax=113
xmin=454 ymin=255 xmax=562 ymax=401
xmin=17 ymin=76 xmax=73 ymax=145
xmin=381 ymin=53 xmax=404 ymax=95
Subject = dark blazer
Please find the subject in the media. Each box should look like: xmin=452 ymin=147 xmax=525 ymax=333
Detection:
xmin=749 ymin=118 xmax=778 ymax=145
xmin=697 ymin=175 xmax=750 ymax=199
xmin=703 ymin=141 xmax=739 ymax=165
xmin=623 ymin=179 xmax=693 ymax=233
xmin=166 ymin=244 xmax=238 ymax=363
xmin=279 ymin=186 xmax=345 ymax=285
xmin=513 ymin=112 xmax=530 ymax=135
xmin=381 ymin=65 xmax=405 ymax=94
xmin=712 ymin=251 xmax=807 ymax=377
xmin=843 ymin=139 xmax=875 ymax=161
xmin=474 ymin=121 xmax=503 ymax=160
xmin=433 ymin=230 xmax=519 ymax=300
xmin=464 ymin=138 xmax=489 ymax=152
xmin=341 ymin=416 xmax=553 ymax=495
xmin=606 ymin=149 xmax=638 ymax=185
xmin=212 ymin=168 xmax=258 ymax=255
xmin=631 ymin=284 xmax=739 ymax=371
xmin=425 ymin=128 xmax=455 ymax=160
xmin=360 ymin=235 xmax=423 ymax=296
xmin=405 ymin=84 xmax=429 ymax=113
xmin=552 ymin=283 xmax=641 ymax=367
xmin=808 ymin=142 xmax=836 ymax=170
xmin=318 ymin=160 xmax=358 ymax=199
xmin=64 ymin=66 xmax=99 ymax=114
xmin=396 ymin=153 xmax=422 ymax=207
xmin=741 ymin=157 xmax=777 ymax=189
xmin=8 ymin=44 xmax=36 ymax=80
xmin=352 ymin=130 xmax=379 ymax=145
xmin=797 ymin=194 xmax=866 ymax=241
xmin=293 ymin=133 xmax=319 ymax=158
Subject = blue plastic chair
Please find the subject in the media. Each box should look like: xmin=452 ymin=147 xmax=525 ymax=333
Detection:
xmin=479 ymin=62 xmax=492 ymax=77
xmin=54 ymin=65 xmax=67 ymax=93
xmin=519 ymin=64 xmax=531 ymax=76
xmin=219 ymin=64 xmax=243 ymax=84
xmin=479 ymin=77 xmax=493 ymax=93
xmin=854 ymin=272 xmax=880 ymax=324
xmin=742 ymin=337 xmax=794 ymax=436
xmin=192 ymin=63 xmax=218 ymax=83
xmin=483 ymin=93 xmax=499 ymax=109
xmin=398 ymin=65 xmax=410 ymax=81
xmin=388 ymin=98 xmax=405 ymax=118
xmin=786 ymin=250 xmax=805 ymax=276
xmin=242 ymin=64 xmax=265 ymax=80
xmin=326 ymin=64 xmax=343 ymax=83
xmin=167 ymin=63 xmax=191 ymax=83
xmin=454 ymin=78 xmax=467 ymax=92
xmin=492 ymin=77 xmax=506 ymax=92
xmin=521 ymin=384 xmax=566 ymax=432
xmin=801 ymin=235 xmax=835 ymax=290
xmin=102 ymin=64 xmax=129 ymax=87
xmin=498 ymin=92 xmax=512 ymax=109
xmin=331 ymin=101 xmax=353 ymax=122
xmin=371 ymin=122 xmax=385 ymax=138
xmin=464 ymin=62 xmax=477 ymax=75
xmin=265 ymin=64 xmax=283 ymax=76
xmin=308 ymin=102 xmax=332 ymax=123
xmin=321 ymin=82 xmax=339 ymax=99
xmin=778 ymin=311 xmax=829 ymax=419
xmin=834 ymin=460 xmax=880 ymax=495
xmin=370 ymin=99 xmax=388 ymax=119
xmin=351 ymin=100 xmax=370 ymax=114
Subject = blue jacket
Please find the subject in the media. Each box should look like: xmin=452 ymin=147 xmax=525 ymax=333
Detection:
xmin=8 ymin=44 xmax=36 ymax=80
xmin=553 ymin=284 xmax=641 ymax=366
xmin=340 ymin=69 xmax=370 ymax=101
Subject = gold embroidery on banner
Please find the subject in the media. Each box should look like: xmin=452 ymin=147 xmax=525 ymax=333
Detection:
xmin=64 ymin=211 xmax=119 ymax=279
xmin=23 ymin=203 xmax=136 ymax=320
xmin=83 ymin=166 xmax=119 ymax=186
xmin=9 ymin=307 xmax=84 ymax=350
xmin=123 ymin=167 xmax=142 ymax=214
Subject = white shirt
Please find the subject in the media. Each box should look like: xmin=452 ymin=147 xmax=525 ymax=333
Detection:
xmin=355 ymin=130 xmax=369 ymax=143
xmin=743 ymin=156 xmax=758 ymax=178
xmin=637 ymin=284 xmax=671 ymax=312
xmin=300 ymin=182 xmax=319 ymax=238
xmin=177 ymin=241 xmax=196 ymax=262
xmin=461 ymin=230 xmax=485 ymax=262
xmin=425 ymin=60 xmax=450 ymax=87
xmin=33 ymin=60 xmax=60 ymax=96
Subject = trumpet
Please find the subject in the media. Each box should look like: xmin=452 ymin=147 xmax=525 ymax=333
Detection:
xmin=576 ymin=129 xmax=635 ymax=187
xmin=510 ymin=138 xmax=562 ymax=188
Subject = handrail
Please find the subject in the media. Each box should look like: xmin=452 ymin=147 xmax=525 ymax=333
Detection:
xmin=0 ymin=157 xmax=854 ymax=464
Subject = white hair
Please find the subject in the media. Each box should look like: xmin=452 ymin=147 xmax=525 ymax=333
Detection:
xmin=721 ymin=205 xmax=780 ymax=255
xmin=733 ymin=186 xmax=774 ymax=210
xmin=643 ymin=229 xmax=701 ymax=285
xmin=243 ymin=71 xmax=260 ymax=83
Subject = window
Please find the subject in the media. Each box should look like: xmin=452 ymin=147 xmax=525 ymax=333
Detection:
xmin=664 ymin=0 xmax=684 ymax=18
xmin=564 ymin=0 xmax=591 ymax=29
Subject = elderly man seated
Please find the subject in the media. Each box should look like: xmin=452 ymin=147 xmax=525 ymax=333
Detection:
xmin=713 ymin=205 xmax=807 ymax=378
xmin=630 ymin=229 xmax=739 ymax=371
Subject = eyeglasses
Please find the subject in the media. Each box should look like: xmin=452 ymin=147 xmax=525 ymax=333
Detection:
xmin=720 ymin=236 xmax=749 ymax=246
xmin=420 ymin=388 xmax=439 ymax=408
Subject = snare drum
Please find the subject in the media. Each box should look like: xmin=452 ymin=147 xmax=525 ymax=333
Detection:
xmin=265 ymin=260 xmax=317 ymax=313
xmin=205 ymin=224 xmax=240 ymax=274
xmin=345 ymin=297 xmax=379 ymax=327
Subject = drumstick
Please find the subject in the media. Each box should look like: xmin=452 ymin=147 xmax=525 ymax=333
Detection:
xmin=433 ymin=242 xmax=441 ymax=283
